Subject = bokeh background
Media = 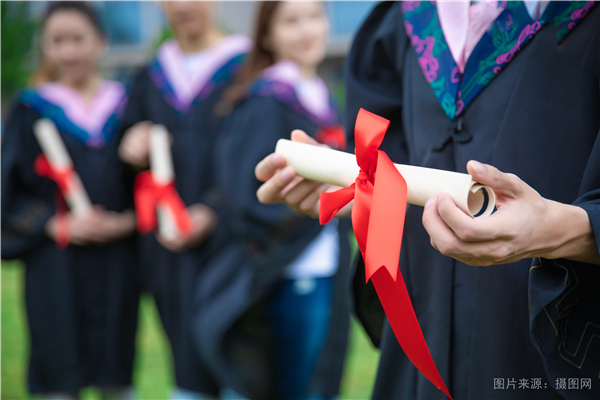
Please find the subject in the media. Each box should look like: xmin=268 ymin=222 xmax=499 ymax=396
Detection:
xmin=1 ymin=1 xmax=382 ymax=399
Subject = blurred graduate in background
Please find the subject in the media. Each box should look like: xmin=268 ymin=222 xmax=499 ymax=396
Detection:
xmin=117 ymin=1 xmax=251 ymax=399
xmin=1 ymin=2 xmax=139 ymax=399
xmin=191 ymin=2 xmax=351 ymax=399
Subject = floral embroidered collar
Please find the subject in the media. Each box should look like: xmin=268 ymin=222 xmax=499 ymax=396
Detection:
xmin=402 ymin=1 xmax=596 ymax=121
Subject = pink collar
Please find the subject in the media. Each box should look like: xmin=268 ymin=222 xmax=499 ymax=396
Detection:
xmin=156 ymin=34 xmax=251 ymax=107
xmin=261 ymin=61 xmax=332 ymax=120
xmin=36 ymin=80 xmax=125 ymax=136
xmin=436 ymin=1 xmax=549 ymax=74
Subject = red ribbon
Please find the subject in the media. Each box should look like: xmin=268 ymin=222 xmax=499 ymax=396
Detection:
xmin=316 ymin=125 xmax=347 ymax=150
xmin=34 ymin=154 xmax=76 ymax=197
xmin=320 ymin=109 xmax=452 ymax=399
xmin=133 ymin=170 xmax=192 ymax=236
xmin=34 ymin=154 xmax=76 ymax=249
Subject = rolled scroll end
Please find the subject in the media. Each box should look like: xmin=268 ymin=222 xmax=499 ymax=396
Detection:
xmin=467 ymin=184 xmax=496 ymax=218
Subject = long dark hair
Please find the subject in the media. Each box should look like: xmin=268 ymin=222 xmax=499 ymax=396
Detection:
xmin=217 ymin=1 xmax=282 ymax=114
xmin=30 ymin=1 xmax=104 ymax=86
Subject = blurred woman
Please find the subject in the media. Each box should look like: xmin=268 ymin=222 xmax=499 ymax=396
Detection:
xmin=191 ymin=2 xmax=351 ymax=399
xmin=1 ymin=2 xmax=138 ymax=399
xmin=117 ymin=2 xmax=251 ymax=399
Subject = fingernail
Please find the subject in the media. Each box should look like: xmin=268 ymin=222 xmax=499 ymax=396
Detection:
xmin=437 ymin=192 xmax=444 ymax=202
xmin=424 ymin=200 xmax=433 ymax=210
xmin=471 ymin=160 xmax=486 ymax=176
xmin=280 ymin=167 xmax=293 ymax=182
xmin=271 ymin=154 xmax=284 ymax=166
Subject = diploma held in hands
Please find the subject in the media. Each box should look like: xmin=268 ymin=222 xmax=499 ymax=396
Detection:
xmin=33 ymin=118 xmax=92 ymax=215
xmin=133 ymin=125 xmax=192 ymax=239
xmin=150 ymin=125 xmax=181 ymax=240
xmin=275 ymin=139 xmax=495 ymax=218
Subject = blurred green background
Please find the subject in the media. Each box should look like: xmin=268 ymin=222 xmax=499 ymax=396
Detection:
xmin=1 ymin=260 xmax=380 ymax=400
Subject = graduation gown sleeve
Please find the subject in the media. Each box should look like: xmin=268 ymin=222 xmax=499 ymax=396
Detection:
xmin=343 ymin=1 xmax=410 ymax=347
xmin=529 ymin=127 xmax=600 ymax=397
xmin=222 ymin=96 xmax=320 ymax=245
xmin=1 ymin=101 xmax=55 ymax=259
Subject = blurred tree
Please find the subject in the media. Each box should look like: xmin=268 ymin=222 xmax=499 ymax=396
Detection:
xmin=1 ymin=1 xmax=37 ymax=101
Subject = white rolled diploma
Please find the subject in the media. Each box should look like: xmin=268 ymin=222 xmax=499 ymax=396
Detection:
xmin=150 ymin=124 xmax=181 ymax=240
xmin=275 ymin=139 xmax=496 ymax=218
xmin=33 ymin=118 xmax=92 ymax=216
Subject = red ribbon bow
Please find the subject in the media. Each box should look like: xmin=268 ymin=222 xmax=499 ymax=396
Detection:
xmin=320 ymin=109 xmax=452 ymax=399
xmin=34 ymin=154 xmax=75 ymax=249
xmin=134 ymin=170 xmax=193 ymax=236
xmin=34 ymin=154 xmax=76 ymax=197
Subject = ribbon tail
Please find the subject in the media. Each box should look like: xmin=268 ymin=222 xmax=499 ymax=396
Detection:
xmin=134 ymin=171 xmax=159 ymax=234
xmin=363 ymin=151 xmax=452 ymax=398
xmin=371 ymin=270 xmax=453 ymax=400
xmin=319 ymin=184 xmax=356 ymax=225
xmin=34 ymin=154 xmax=52 ymax=178
xmin=364 ymin=151 xmax=406 ymax=282
xmin=162 ymin=187 xmax=193 ymax=236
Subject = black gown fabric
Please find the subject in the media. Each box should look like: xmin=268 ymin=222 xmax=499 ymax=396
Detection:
xmin=1 ymin=97 xmax=139 ymax=394
xmin=118 ymin=55 xmax=245 ymax=395
xmin=346 ymin=2 xmax=600 ymax=400
xmin=191 ymin=95 xmax=352 ymax=400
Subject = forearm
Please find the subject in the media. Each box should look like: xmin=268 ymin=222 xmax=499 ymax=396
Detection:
xmin=540 ymin=200 xmax=600 ymax=265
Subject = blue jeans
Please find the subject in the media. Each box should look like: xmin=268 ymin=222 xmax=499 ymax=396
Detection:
xmin=266 ymin=277 xmax=334 ymax=400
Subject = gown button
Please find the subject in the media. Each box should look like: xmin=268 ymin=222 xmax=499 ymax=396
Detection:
xmin=432 ymin=116 xmax=473 ymax=152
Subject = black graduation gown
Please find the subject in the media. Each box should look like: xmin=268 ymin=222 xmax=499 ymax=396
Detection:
xmin=118 ymin=62 xmax=240 ymax=394
xmin=1 ymin=96 xmax=139 ymax=394
xmin=346 ymin=2 xmax=600 ymax=400
xmin=191 ymin=95 xmax=352 ymax=400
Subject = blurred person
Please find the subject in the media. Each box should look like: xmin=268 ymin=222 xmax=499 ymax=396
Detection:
xmin=117 ymin=2 xmax=251 ymax=399
xmin=255 ymin=1 xmax=600 ymax=400
xmin=1 ymin=2 xmax=139 ymax=399
xmin=190 ymin=2 xmax=352 ymax=399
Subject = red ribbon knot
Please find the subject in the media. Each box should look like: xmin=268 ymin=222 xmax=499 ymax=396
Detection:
xmin=134 ymin=170 xmax=193 ymax=236
xmin=319 ymin=108 xmax=452 ymax=399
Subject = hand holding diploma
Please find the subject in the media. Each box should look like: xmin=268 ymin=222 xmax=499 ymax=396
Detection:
xmin=118 ymin=121 xmax=153 ymax=168
xmin=46 ymin=208 xmax=136 ymax=246
xmin=423 ymin=161 xmax=600 ymax=266
xmin=132 ymin=124 xmax=217 ymax=252
xmin=255 ymin=115 xmax=599 ymax=267
xmin=33 ymin=119 xmax=92 ymax=216
xmin=156 ymin=203 xmax=217 ymax=253
xmin=255 ymin=130 xmax=348 ymax=219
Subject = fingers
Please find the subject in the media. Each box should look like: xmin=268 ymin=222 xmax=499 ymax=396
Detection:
xmin=422 ymin=199 xmax=462 ymax=255
xmin=291 ymin=129 xmax=320 ymax=146
xmin=255 ymin=153 xmax=287 ymax=182
xmin=467 ymin=160 xmax=524 ymax=198
xmin=423 ymin=197 xmax=516 ymax=266
xmin=156 ymin=234 xmax=187 ymax=253
xmin=256 ymin=166 xmax=297 ymax=204
xmin=435 ymin=193 xmax=500 ymax=241
xmin=282 ymin=179 xmax=323 ymax=205
xmin=297 ymin=183 xmax=328 ymax=215
xmin=118 ymin=122 xmax=151 ymax=167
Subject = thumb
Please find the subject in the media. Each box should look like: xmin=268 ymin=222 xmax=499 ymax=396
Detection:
xmin=291 ymin=129 xmax=320 ymax=146
xmin=467 ymin=160 xmax=523 ymax=197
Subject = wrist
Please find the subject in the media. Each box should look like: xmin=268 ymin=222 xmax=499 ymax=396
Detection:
xmin=112 ymin=210 xmax=136 ymax=239
xmin=539 ymin=200 xmax=599 ymax=264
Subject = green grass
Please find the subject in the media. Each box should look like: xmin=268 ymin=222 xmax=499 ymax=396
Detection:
xmin=1 ymin=260 xmax=379 ymax=399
